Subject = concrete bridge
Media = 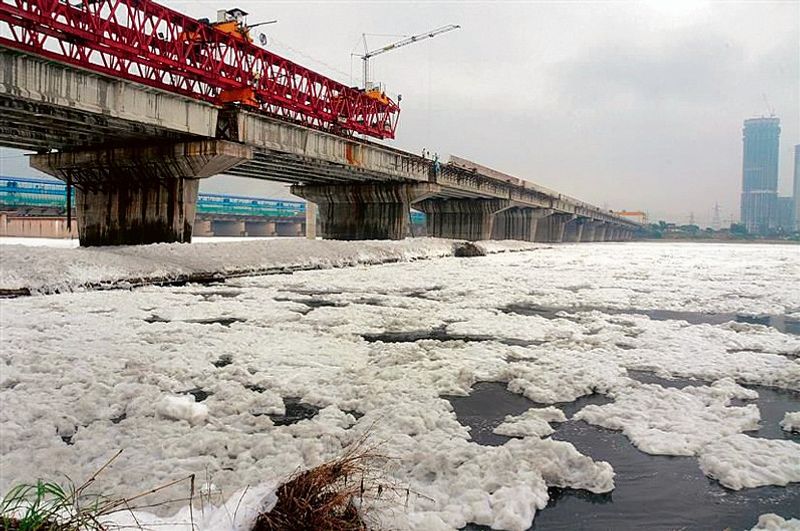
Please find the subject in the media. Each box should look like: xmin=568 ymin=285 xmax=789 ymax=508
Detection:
xmin=0 ymin=50 xmax=638 ymax=246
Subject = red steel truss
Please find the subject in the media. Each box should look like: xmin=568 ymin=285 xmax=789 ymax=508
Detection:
xmin=0 ymin=0 xmax=400 ymax=139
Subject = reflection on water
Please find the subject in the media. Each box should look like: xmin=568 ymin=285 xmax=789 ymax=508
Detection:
xmin=449 ymin=380 xmax=800 ymax=530
xmin=503 ymin=304 xmax=800 ymax=335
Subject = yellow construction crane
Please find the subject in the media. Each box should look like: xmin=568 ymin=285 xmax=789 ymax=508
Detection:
xmin=360 ymin=24 xmax=460 ymax=103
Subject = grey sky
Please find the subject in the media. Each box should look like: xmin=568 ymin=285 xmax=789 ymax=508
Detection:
xmin=1 ymin=0 xmax=798 ymax=226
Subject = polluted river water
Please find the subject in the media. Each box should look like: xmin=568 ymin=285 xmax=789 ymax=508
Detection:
xmin=1 ymin=241 xmax=798 ymax=529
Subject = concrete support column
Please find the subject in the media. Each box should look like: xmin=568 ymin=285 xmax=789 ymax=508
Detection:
xmin=214 ymin=220 xmax=246 ymax=236
xmin=245 ymin=221 xmax=276 ymax=236
xmin=30 ymin=141 xmax=252 ymax=246
xmin=290 ymin=183 xmax=437 ymax=240
xmin=594 ymin=223 xmax=609 ymax=242
xmin=492 ymin=207 xmax=552 ymax=241
xmin=580 ymin=222 xmax=597 ymax=242
xmin=305 ymin=201 xmax=318 ymax=240
xmin=276 ymin=222 xmax=303 ymax=237
xmin=193 ymin=219 xmax=214 ymax=237
xmin=415 ymin=198 xmax=510 ymax=241
xmin=563 ymin=218 xmax=586 ymax=242
xmin=535 ymin=213 xmax=576 ymax=243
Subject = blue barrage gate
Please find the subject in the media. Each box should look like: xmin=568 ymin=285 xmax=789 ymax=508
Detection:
xmin=196 ymin=193 xmax=305 ymax=218
xmin=0 ymin=176 xmax=426 ymax=223
xmin=0 ymin=176 xmax=69 ymax=209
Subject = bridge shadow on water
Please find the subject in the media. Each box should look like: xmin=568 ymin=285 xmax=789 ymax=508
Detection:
xmin=446 ymin=377 xmax=799 ymax=531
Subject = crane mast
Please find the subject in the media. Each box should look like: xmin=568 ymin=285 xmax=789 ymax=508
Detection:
xmin=361 ymin=24 xmax=460 ymax=91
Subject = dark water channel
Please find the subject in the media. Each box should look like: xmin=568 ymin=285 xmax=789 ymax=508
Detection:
xmin=503 ymin=305 xmax=800 ymax=336
xmin=448 ymin=377 xmax=799 ymax=530
xmin=362 ymin=326 xmax=543 ymax=348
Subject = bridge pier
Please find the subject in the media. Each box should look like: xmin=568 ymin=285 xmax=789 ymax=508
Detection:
xmin=213 ymin=220 xmax=246 ymax=237
xmin=593 ymin=222 xmax=608 ymax=242
xmin=535 ymin=213 xmax=576 ymax=243
xmin=30 ymin=141 xmax=252 ymax=246
xmin=193 ymin=220 xmax=214 ymax=237
xmin=580 ymin=222 xmax=597 ymax=242
xmin=563 ymin=218 xmax=586 ymax=242
xmin=415 ymin=198 xmax=510 ymax=241
xmin=245 ymin=221 xmax=276 ymax=237
xmin=491 ymin=207 xmax=552 ymax=241
xmin=290 ymin=183 xmax=436 ymax=240
xmin=305 ymin=202 xmax=318 ymax=240
xmin=276 ymin=222 xmax=303 ymax=237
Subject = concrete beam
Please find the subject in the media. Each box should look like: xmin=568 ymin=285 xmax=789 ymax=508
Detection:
xmin=30 ymin=140 xmax=252 ymax=246
xmin=0 ymin=50 xmax=218 ymax=151
xmin=291 ymin=182 xmax=439 ymax=240
xmin=226 ymin=110 xmax=431 ymax=183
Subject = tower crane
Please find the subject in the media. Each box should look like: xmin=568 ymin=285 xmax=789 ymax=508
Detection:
xmin=360 ymin=24 xmax=460 ymax=103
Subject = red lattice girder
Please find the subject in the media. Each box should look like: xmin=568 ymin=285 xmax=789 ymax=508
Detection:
xmin=0 ymin=0 xmax=399 ymax=139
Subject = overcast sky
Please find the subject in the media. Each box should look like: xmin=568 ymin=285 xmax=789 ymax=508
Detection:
xmin=1 ymin=0 xmax=797 ymax=225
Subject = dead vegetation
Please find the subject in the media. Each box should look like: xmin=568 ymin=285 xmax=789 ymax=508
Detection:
xmin=253 ymin=438 xmax=393 ymax=531
xmin=1 ymin=437 xmax=398 ymax=531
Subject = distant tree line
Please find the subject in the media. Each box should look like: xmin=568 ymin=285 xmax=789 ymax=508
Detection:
xmin=640 ymin=221 xmax=799 ymax=242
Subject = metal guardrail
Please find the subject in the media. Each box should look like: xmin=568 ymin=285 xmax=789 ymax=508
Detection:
xmin=0 ymin=176 xmax=428 ymax=223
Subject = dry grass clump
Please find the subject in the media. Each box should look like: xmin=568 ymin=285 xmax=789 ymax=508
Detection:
xmin=253 ymin=439 xmax=392 ymax=531
xmin=2 ymin=438 xmax=400 ymax=531
xmin=0 ymin=450 xmax=194 ymax=531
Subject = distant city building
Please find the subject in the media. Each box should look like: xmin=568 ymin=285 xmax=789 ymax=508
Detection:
xmin=740 ymin=117 xmax=780 ymax=235
xmin=775 ymin=196 xmax=795 ymax=232
xmin=794 ymin=144 xmax=800 ymax=231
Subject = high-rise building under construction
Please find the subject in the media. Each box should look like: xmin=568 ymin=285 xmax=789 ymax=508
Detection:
xmin=740 ymin=117 xmax=780 ymax=234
